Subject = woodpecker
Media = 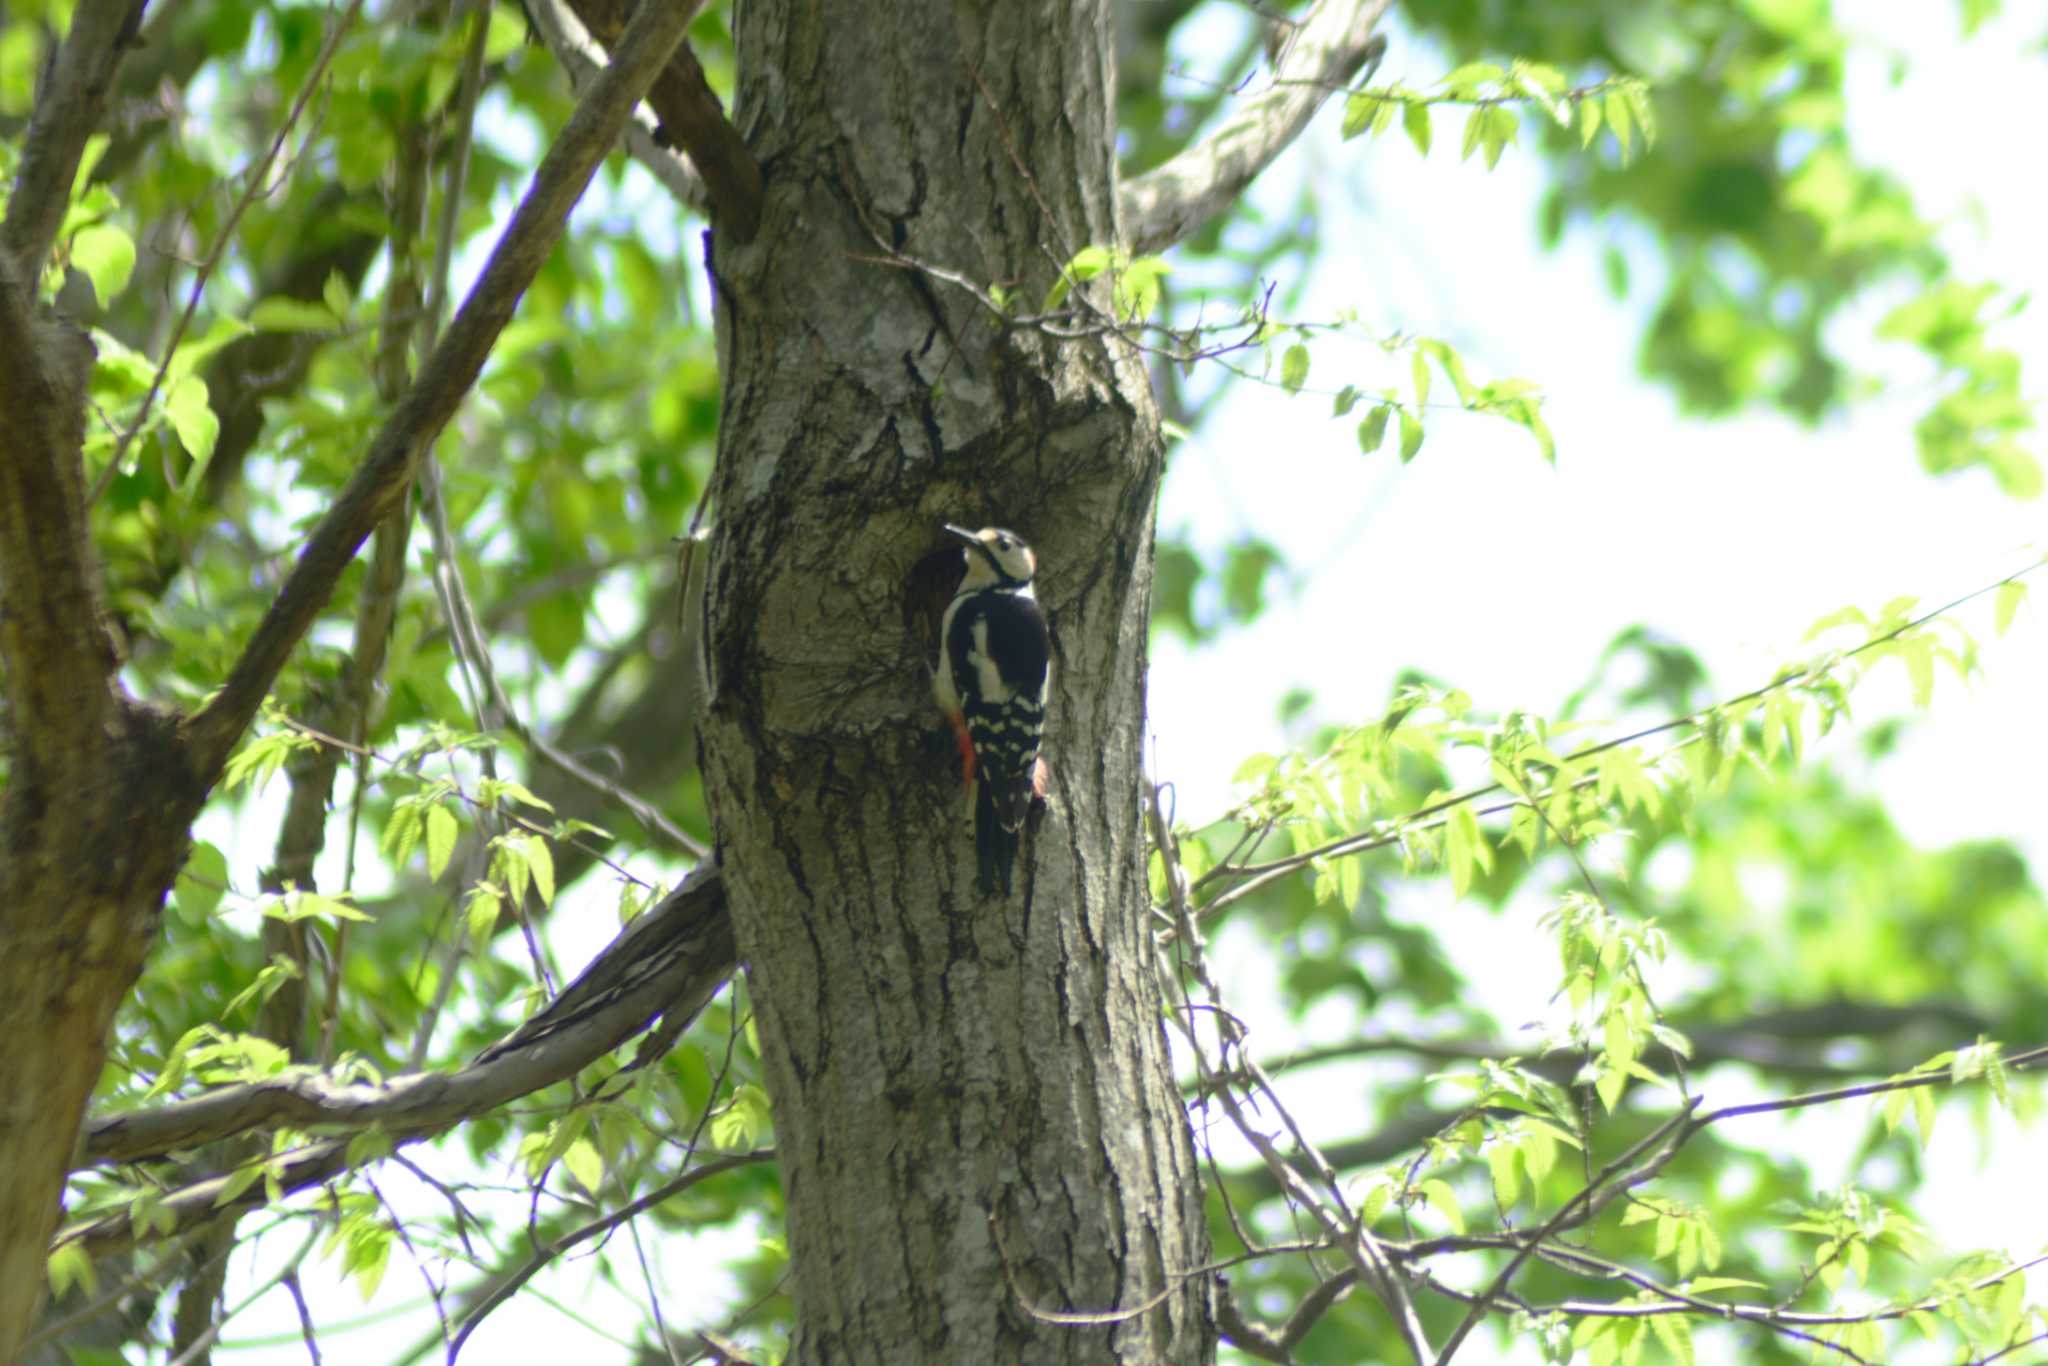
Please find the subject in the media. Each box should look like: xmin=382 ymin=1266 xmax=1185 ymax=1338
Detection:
xmin=933 ymin=523 xmax=1051 ymax=895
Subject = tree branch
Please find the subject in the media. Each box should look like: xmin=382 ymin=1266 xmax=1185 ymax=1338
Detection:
xmin=527 ymin=0 xmax=712 ymax=216
xmin=80 ymin=864 xmax=732 ymax=1171
xmin=557 ymin=0 xmax=758 ymax=239
xmin=180 ymin=0 xmax=706 ymax=779
xmin=1 ymin=0 xmax=149 ymax=277
xmin=445 ymin=1148 xmax=774 ymax=1364
xmin=1236 ymin=997 xmax=1994 ymax=1089
xmin=1118 ymin=0 xmax=1389 ymax=256
xmin=0 ymin=258 xmax=119 ymax=762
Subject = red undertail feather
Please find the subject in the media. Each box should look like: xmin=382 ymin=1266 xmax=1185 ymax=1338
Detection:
xmin=949 ymin=712 xmax=977 ymax=791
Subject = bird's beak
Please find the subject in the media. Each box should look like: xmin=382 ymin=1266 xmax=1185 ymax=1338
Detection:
xmin=943 ymin=523 xmax=978 ymax=543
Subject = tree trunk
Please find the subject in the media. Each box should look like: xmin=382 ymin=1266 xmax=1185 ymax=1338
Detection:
xmin=0 ymin=697 xmax=204 ymax=1361
xmin=0 ymin=250 xmax=209 ymax=1359
xmin=698 ymin=1 xmax=1212 ymax=1361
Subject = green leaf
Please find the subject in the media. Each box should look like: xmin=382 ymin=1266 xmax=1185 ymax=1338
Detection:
xmin=1480 ymin=106 xmax=1517 ymax=169
xmin=248 ymin=296 xmax=340 ymax=333
xmin=1358 ymin=404 xmax=1392 ymax=454
xmin=1576 ymin=96 xmax=1602 ymax=148
xmin=166 ymin=377 xmax=220 ymax=486
xmin=1994 ymin=580 xmax=2026 ymax=635
xmin=1445 ymin=805 xmax=1490 ymax=896
xmin=1623 ymin=83 xmax=1656 ymax=147
xmin=1332 ymin=384 xmax=1360 ymax=417
xmin=70 ymin=133 xmax=111 ymax=195
xmin=1341 ymin=92 xmax=1378 ymax=141
xmin=382 ymin=803 xmax=423 ymax=869
xmin=1403 ymin=100 xmax=1431 ymax=156
xmin=348 ymin=1222 xmax=390 ymax=1301
xmin=1485 ymin=1140 xmax=1521 ymax=1206
xmin=1910 ymin=1084 xmax=1935 ymax=1146
xmin=213 ymin=1159 xmax=266 ymax=1208
xmin=495 ymin=837 xmax=531 ymax=910
xmin=1354 ymin=1178 xmax=1391 ymax=1226
xmin=488 ymin=779 xmax=556 ymax=815
xmin=68 ymin=221 xmax=134 ymax=304
xmin=1901 ymin=635 xmax=1935 ymax=706
xmin=1114 ymin=254 xmax=1170 ymax=321
xmin=1438 ymin=62 xmax=1503 ymax=96
xmin=1604 ymin=89 xmax=1635 ymax=158
xmin=425 ymin=804 xmax=459 ymax=881
xmin=1648 ymin=1312 xmax=1694 ymax=1366
xmin=1460 ymin=107 xmax=1487 ymax=161
xmin=1398 ymin=410 xmax=1424 ymax=463
xmin=272 ymin=889 xmax=371 ymax=924
xmin=524 ymin=833 xmax=556 ymax=908
xmin=173 ymin=841 xmax=229 ymax=923
xmin=1410 ymin=347 xmax=1432 ymax=409
xmin=464 ymin=884 xmax=502 ymax=941
xmin=47 ymin=1242 xmax=98 ymax=1302
xmin=1043 ymin=244 xmax=1114 ymax=311
xmin=346 ymin=1127 xmax=395 ymax=1168
xmin=166 ymin=316 xmax=252 ymax=386
xmin=1419 ymin=1178 xmax=1464 ymax=1234
xmin=323 ymin=269 xmax=353 ymax=319
xmin=1684 ymin=1277 xmax=1764 ymax=1296
xmin=562 ymin=1137 xmax=604 ymax=1197
xmin=1281 ymin=342 xmax=1310 ymax=394
xmin=711 ymin=1082 xmax=774 ymax=1147
xmin=1594 ymin=1061 xmax=1626 ymax=1111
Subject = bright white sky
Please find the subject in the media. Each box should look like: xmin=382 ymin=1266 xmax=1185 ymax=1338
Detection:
xmin=200 ymin=5 xmax=2048 ymax=1362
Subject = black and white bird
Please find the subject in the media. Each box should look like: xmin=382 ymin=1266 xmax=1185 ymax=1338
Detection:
xmin=932 ymin=524 xmax=1051 ymax=895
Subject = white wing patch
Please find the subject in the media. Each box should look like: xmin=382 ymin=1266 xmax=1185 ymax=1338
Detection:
xmin=967 ymin=617 xmax=1014 ymax=703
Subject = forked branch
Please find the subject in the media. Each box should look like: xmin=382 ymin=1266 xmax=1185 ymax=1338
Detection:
xmin=1120 ymin=0 xmax=1391 ymax=255
xmin=183 ymin=0 xmax=706 ymax=777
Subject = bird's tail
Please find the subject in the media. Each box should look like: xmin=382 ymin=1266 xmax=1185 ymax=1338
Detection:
xmin=975 ymin=773 xmax=1032 ymax=895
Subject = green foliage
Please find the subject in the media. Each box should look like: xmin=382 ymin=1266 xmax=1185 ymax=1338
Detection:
xmin=14 ymin=0 xmax=2046 ymax=1360
xmin=1343 ymin=61 xmax=1654 ymax=171
xmin=1395 ymin=0 xmax=2043 ymax=483
xmin=1178 ymin=559 xmax=2048 ymax=1362
xmin=1045 ymin=243 xmax=1173 ymax=322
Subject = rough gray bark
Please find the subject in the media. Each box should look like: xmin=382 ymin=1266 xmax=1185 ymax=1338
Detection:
xmin=698 ymin=1 xmax=1214 ymax=1361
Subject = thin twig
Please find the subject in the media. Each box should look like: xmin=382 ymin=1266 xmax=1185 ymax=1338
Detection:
xmin=92 ymin=0 xmax=367 ymax=506
xmin=184 ymin=0 xmax=706 ymax=776
xmin=282 ymin=1267 xmax=322 ymax=1365
xmin=163 ymin=1225 xmax=321 ymax=1366
xmin=444 ymin=1149 xmax=773 ymax=1364
xmin=1192 ymin=557 xmax=2048 ymax=910
xmin=1432 ymin=1100 xmax=1698 ymax=1362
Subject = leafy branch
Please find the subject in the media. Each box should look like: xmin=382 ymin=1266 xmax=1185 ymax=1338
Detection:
xmin=1188 ymin=555 xmax=2045 ymax=915
xmin=1337 ymin=61 xmax=1656 ymax=169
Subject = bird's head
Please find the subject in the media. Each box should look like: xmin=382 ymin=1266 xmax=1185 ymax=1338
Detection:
xmin=945 ymin=524 xmax=1036 ymax=591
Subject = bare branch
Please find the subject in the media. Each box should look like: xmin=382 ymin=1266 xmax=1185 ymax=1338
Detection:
xmin=181 ymin=0 xmax=706 ymax=778
xmin=1217 ymin=1264 xmax=1362 ymax=1361
xmin=1234 ymin=996 xmax=1994 ymax=1090
xmin=1403 ymin=1236 xmax=2048 ymax=1359
xmin=1119 ymin=0 xmax=1390 ymax=256
xmin=557 ymin=0 xmax=758 ymax=238
xmin=1434 ymin=1101 xmax=1698 ymax=1363
xmin=445 ymin=1148 xmax=775 ymax=1364
xmin=1 ymin=0 xmax=149 ymax=276
xmin=80 ymin=865 xmax=732 ymax=1171
xmin=526 ymin=0 xmax=711 ymax=215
